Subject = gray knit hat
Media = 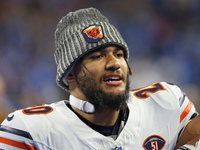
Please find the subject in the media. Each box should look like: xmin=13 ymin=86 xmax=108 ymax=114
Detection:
xmin=54 ymin=7 xmax=129 ymax=91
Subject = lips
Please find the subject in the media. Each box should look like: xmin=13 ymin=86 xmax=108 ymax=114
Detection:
xmin=103 ymin=74 xmax=123 ymax=86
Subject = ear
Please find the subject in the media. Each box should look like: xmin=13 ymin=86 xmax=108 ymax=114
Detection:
xmin=65 ymin=73 xmax=75 ymax=83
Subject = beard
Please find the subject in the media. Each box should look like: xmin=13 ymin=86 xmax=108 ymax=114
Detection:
xmin=75 ymin=72 xmax=130 ymax=113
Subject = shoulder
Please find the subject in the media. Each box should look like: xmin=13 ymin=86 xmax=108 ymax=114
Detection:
xmin=129 ymin=82 xmax=181 ymax=109
xmin=1 ymin=100 xmax=69 ymax=133
xmin=129 ymin=82 xmax=196 ymax=113
xmin=130 ymin=82 xmax=181 ymax=97
xmin=0 ymin=100 xmax=72 ymax=148
xmin=0 ymin=100 xmax=87 ymax=149
xmin=129 ymin=81 xmax=197 ymax=122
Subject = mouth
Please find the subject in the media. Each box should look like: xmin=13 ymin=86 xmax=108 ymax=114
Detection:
xmin=103 ymin=74 xmax=123 ymax=86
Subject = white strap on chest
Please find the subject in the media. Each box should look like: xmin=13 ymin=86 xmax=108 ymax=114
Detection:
xmin=69 ymin=95 xmax=95 ymax=113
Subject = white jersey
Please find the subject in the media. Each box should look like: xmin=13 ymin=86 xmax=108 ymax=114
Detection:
xmin=0 ymin=82 xmax=197 ymax=150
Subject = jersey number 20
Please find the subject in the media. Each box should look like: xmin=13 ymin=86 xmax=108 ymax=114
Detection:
xmin=22 ymin=105 xmax=53 ymax=115
xmin=133 ymin=82 xmax=165 ymax=99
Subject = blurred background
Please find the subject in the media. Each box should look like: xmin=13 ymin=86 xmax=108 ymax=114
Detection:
xmin=0 ymin=0 xmax=200 ymax=122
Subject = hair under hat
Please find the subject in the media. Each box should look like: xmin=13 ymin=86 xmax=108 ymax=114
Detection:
xmin=54 ymin=7 xmax=129 ymax=91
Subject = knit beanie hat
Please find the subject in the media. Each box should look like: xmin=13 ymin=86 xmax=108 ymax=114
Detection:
xmin=54 ymin=7 xmax=129 ymax=91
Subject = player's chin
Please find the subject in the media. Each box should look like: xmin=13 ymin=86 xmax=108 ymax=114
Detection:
xmin=104 ymin=85 xmax=127 ymax=95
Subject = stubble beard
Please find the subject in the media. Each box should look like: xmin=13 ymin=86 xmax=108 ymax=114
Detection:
xmin=76 ymin=73 xmax=130 ymax=113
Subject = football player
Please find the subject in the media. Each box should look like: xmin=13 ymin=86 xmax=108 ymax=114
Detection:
xmin=0 ymin=7 xmax=199 ymax=150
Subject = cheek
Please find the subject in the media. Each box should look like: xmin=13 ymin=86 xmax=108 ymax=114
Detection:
xmin=84 ymin=65 xmax=105 ymax=83
xmin=84 ymin=62 xmax=103 ymax=74
xmin=121 ymin=61 xmax=129 ymax=73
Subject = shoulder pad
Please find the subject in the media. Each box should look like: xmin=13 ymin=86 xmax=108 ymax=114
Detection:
xmin=130 ymin=82 xmax=182 ymax=110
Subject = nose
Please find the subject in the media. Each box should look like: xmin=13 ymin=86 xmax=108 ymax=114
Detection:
xmin=105 ymin=54 xmax=121 ymax=71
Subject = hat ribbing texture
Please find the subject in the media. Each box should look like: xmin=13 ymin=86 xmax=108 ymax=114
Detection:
xmin=54 ymin=7 xmax=129 ymax=91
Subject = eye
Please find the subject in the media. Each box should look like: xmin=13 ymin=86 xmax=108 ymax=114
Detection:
xmin=91 ymin=55 xmax=102 ymax=59
xmin=89 ymin=53 xmax=104 ymax=60
xmin=115 ymin=52 xmax=124 ymax=58
xmin=84 ymin=51 xmax=102 ymax=60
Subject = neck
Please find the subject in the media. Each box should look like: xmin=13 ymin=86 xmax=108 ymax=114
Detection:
xmin=72 ymin=106 xmax=120 ymax=126
xmin=70 ymin=95 xmax=120 ymax=126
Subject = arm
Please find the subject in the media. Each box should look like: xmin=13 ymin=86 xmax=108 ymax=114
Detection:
xmin=175 ymin=115 xmax=200 ymax=149
xmin=0 ymin=113 xmax=37 ymax=150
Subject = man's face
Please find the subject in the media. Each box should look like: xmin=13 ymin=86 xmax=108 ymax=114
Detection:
xmin=74 ymin=45 xmax=130 ymax=112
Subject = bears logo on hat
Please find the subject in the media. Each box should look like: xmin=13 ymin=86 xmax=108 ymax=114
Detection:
xmin=82 ymin=25 xmax=104 ymax=43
